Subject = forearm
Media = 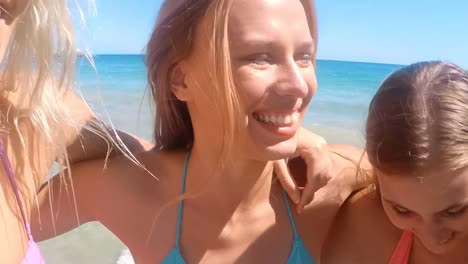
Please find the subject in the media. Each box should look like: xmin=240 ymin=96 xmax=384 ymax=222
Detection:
xmin=66 ymin=118 xmax=153 ymax=164
xmin=32 ymin=160 xmax=105 ymax=241
xmin=327 ymin=145 xmax=373 ymax=200
xmin=61 ymin=89 xmax=153 ymax=165
xmin=32 ymin=174 xmax=87 ymax=240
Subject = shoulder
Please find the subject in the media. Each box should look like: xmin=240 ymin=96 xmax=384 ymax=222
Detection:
xmin=92 ymin=149 xmax=188 ymax=220
xmin=98 ymin=149 xmax=187 ymax=200
xmin=320 ymin=187 xmax=401 ymax=263
xmin=89 ymin=149 xmax=189 ymax=253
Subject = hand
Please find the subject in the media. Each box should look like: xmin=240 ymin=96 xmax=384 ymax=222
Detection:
xmin=274 ymin=127 xmax=332 ymax=213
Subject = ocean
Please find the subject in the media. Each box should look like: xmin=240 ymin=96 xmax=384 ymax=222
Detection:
xmin=38 ymin=55 xmax=403 ymax=263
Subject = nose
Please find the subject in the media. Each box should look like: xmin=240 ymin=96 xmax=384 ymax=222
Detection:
xmin=272 ymin=60 xmax=312 ymax=99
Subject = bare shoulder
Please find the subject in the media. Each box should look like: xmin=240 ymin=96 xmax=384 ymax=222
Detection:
xmin=90 ymin=150 xmax=183 ymax=214
xmin=321 ymin=187 xmax=401 ymax=264
xmin=98 ymin=149 xmax=188 ymax=203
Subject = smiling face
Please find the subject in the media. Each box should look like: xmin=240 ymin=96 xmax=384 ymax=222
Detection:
xmin=165 ymin=0 xmax=316 ymax=161
xmin=378 ymin=168 xmax=468 ymax=255
xmin=228 ymin=0 xmax=316 ymax=160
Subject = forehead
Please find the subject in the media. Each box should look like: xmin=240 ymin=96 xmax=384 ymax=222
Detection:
xmin=377 ymin=168 xmax=468 ymax=210
xmin=228 ymin=0 xmax=311 ymax=41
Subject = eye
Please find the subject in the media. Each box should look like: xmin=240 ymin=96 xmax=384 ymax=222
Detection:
xmin=247 ymin=54 xmax=273 ymax=66
xmin=295 ymin=53 xmax=313 ymax=67
xmin=392 ymin=205 xmax=413 ymax=216
xmin=444 ymin=206 xmax=467 ymax=218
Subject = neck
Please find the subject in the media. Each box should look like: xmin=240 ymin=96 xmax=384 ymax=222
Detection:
xmin=185 ymin=141 xmax=276 ymax=213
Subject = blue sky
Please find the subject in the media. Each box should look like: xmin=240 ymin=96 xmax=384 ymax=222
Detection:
xmin=75 ymin=0 xmax=468 ymax=67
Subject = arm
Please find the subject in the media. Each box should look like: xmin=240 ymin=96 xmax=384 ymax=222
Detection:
xmin=292 ymin=149 xmax=373 ymax=261
xmin=60 ymin=90 xmax=153 ymax=165
xmin=32 ymin=91 xmax=152 ymax=239
xmin=32 ymin=159 xmax=107 ymax=241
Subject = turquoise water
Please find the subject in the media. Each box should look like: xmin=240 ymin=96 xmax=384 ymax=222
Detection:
xmin=39 ymin=55 xmax=403 ymax=263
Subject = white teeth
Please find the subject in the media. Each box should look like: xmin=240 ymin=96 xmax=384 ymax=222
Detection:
xmin=270 ymin=115 xmax=277 ymax=123
xmin=277 ymin=115 xmax=285 ymax=124
xmin=253 ymin=112 xmax=298 ymax=126
xmin=292 ymin=113 xmax=299 ymax=123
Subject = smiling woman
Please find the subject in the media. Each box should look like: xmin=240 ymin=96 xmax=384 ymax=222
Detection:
xmin=33 ymin=0 xmax=359 ymax=263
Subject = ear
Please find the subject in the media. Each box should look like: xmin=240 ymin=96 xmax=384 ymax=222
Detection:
xmin=170 ymin=63 xmax=191 ymax=102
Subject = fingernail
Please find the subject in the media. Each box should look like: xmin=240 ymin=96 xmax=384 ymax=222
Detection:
xmin=294 ymin=195 xmax=300 ymax=204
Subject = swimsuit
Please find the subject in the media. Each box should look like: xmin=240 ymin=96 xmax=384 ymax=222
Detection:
xmin=0 ymin=138 xmax=45 ymax=263
xmin=162 ymin=150 xmax=316 ymax=264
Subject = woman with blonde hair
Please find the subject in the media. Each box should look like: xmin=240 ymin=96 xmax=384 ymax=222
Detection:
xmin=322 ymin=61 xmax=468 ymax=263
xmin=34 ymin=0 xmax=362 ymax=263
xmin=0 ymin=1 xmax=152 ymax=263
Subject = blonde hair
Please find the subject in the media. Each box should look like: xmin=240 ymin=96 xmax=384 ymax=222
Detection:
xmin=0 ymin=0 xmax=119 ymax=227
xmin=366 ymin=61 xmax=468 ymax=176
xmin=147 ymin=0 xmax=318 ymax=163
xmin=2 ymin=0 xmax=78 ymax=138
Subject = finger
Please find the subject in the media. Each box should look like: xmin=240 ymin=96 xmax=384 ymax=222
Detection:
xmin=297 ymin=176 xmax=317 ymax=213
xmin=274 ymin=160 xmax=300 ymax=204
xmin=297 ymin=163 xmax=324 ymax=212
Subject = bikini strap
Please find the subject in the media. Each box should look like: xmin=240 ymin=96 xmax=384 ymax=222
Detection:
xmin=0 ymin=137 xmax=33 ymax=239
xmin=282 ymin=189 xmax=299 ymax=240
xmin=175 ymin=150 xmax=192 ymax=249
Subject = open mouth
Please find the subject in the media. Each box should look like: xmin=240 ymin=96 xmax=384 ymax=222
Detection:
xmin=252 ymin=112 xmax=299 ymax=127
xmin=439 ymin=232 xmax=455 ymax=245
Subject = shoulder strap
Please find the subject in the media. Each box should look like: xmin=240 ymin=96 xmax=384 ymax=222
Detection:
xmin=0 ymin=137 xmax=33 ymax=239
xmin=175 ymin=150 xmax=192 ymax=248
xmin=282 ymin=189 xmax=299 ymax=240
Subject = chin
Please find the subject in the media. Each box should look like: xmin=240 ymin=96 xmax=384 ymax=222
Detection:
xmin=250 ymin=137 xmax=298 ymax=161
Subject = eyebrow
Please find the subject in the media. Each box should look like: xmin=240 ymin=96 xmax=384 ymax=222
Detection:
xmin=382 ymin=198 xmax=409 ymax=209
xmin=295 ymin=41 xmax=315 ymax=51
xmin=233 ymin=39 xmax=315 ymax=51
xmin=382 ymin=197 xmax=468 ymax=213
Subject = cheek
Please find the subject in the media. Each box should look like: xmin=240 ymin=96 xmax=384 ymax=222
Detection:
xmin=234 ymin=68 xmax=273 ymax=105
xmin=8 ymin=0 xmax=29 ymax=17
xmin=297 ymin=67 xmax=317 ymax=111
xmin=445 ymin=218 xmax=468 ymax=232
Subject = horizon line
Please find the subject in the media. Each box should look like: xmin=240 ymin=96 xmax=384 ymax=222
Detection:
xmin=89 ymin=53 xmax=407 ymax=67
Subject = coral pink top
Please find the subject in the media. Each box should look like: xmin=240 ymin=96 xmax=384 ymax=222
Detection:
xmin=388 ymin=231 xmax=413 ymax=264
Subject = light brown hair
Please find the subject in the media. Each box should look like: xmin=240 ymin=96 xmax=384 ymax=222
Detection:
xmin=366 ymin=61 xmax=468 ymax=176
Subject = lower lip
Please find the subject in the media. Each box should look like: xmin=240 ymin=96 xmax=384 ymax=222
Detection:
xmin=253 ymin=117 xmax=299 ymax=137
xmin=439 ymin=233 xmax=455 ymax=244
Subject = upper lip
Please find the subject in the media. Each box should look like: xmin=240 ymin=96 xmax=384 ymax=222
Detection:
xmin=253 ymin=102 xmax=302 ymax=114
